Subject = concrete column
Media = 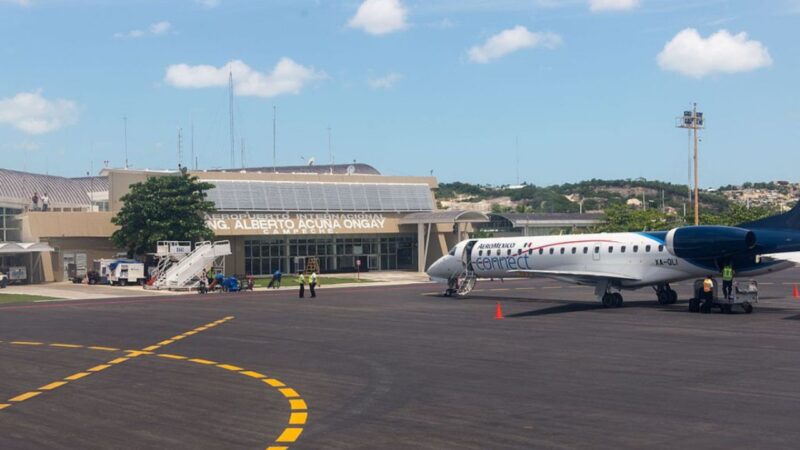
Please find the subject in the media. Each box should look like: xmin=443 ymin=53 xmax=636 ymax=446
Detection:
xmin=417 ymin=223 xmax=425 ymax=273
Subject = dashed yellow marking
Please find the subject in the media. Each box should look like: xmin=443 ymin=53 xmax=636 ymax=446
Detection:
xmin=88 ymin=346 xmax=119 ymax=352
xmin=10 ymin=391 xmax=41 ymax=402
xmin=267 ymin=447 xmax=288 ymax=450
xmin=279 ymin=388 xmax=299 ymax=398
xmin=289 ymin=412 xmax=308 ymax=425
xmin=264 ymin=379 xmax=286 ymax=388
xmin=142 ymin=345 xmax=161 ymax=351
xmin=275 ymin=427 xmax=303 ymax=443
xmin=65 ymin=372 xmax=91 ymax=381
xmin=11 ymin=341 xmax=43 ymax=346
xmin=0 ymin=404 xmax=10 ymax=410
xmin=188 ymin=358 xmax=217 ymax=365
xmin=88 ymin=364 xmax=111 ymax=372
xmin=158 ymin=354 xmax=188 ymax=360
xmin=39 ymin=381 xmax=67 ymax=391
xmin=241 ymin=371 xmax=266 ymax=379
xmin=183 ymin=330 xmax=198 ymax=336
xmin=218 ymin=364 xmax=244 ymax=371
xmin=289 ymin=399 xmax=308 ymax=410
xmin=125 ymin=350 xmax=152 ymax=357
xmin=157 ymin=340 xmax=174 ymax=346
xmin=170 ymin=335 xmax=186 ymax=340
xmin=108 ymin=357 xmax=129 ymax=365
xmin=50 ymin=343 xmax=83 ymax=348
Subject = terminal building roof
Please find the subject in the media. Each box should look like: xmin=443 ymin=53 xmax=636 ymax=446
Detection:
xmin=204 ymin=163 xmax=381 ymax=176
xmin=0 ymin=168 xmax=107 ymax=208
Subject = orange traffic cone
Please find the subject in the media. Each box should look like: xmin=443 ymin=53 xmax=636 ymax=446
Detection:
xmin=494 ymin=302 xmax=504 ymax=320
xmin=793 ymin=284 xmax=799 ymax=299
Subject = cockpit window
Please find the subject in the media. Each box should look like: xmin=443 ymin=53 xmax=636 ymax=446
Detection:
xmin=448 ymin=246 xmax=457 ymax=256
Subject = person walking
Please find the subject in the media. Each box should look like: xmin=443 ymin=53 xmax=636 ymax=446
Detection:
xmin=722 ymin=263 xmax=735 ymax=300
xmin=41 ymin=193 xmax=49 ymax=211
xmin=273 ymin=269 xmax=282 ymax=289
xmin=297 ymin=272 xmax=306 ymax=298
xmin=309 ymin=271 xmax=318 ymax=298
xmin=31 ymin=192 xmax=39 ymax=211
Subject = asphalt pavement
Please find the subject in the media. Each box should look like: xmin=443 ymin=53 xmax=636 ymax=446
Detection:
xmin=2 ymin=268 xmax=800 ymax=449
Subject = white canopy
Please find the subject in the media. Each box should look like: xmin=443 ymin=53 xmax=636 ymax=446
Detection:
xmin=0 ymin=242 xmax=55 ymax=254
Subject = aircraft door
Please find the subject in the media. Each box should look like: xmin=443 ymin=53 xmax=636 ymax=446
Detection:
xmin=463 ymin=240 xmax=478 ymax=271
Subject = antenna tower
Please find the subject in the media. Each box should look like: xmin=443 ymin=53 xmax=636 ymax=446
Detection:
xmin=676 ymin=103 xmax=705 ymax=225
xmin=123 ymin=116 xmax=129 ymax=169
xmin=229 ymin=70 xmax=235 ymax=168
xmin=272 ymin=105 xmax=277 ymax=173
xmin=177 ymin=127 xmax=183 ymax=167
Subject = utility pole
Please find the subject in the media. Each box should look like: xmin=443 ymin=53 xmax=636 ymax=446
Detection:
xmin=123 ymin=116 xmax=129 ymax=169
xmin=229 ymin=70 xmax=235 ymax=168
xmin=191 ymin=120 xmax=195 ymax=170
xmin=676 ymin=103 xmax=705 ymax=225
xmin=272 ymin=105 xmax=277 ymax=173
xmin=241 ymin=138 xmax=245 ymax=169
xmin=328 ymin=126 xmax=333 ymax=174
xmin=177 ymin=127 xmax=183 ymax=167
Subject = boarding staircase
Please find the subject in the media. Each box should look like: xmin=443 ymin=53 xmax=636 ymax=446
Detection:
xmin=149 ymin=241 xmax=231 ymax=290
xmin=456 ymin=268 xmax=477 ymax=296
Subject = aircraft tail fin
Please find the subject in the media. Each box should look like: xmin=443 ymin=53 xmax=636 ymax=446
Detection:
xmin=739 ymin=199 xmax=800 ymax=230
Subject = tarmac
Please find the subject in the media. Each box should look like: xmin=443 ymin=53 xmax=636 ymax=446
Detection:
xmin=1 ymin=268 xmax=800 ymax=449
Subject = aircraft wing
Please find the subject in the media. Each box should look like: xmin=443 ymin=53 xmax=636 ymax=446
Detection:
xmin=508 ymin=269 xmax=641 ymax=283
xmin=761 ymin=252 xmax=800 ymax=265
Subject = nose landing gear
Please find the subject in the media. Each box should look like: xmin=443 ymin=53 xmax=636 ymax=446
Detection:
xmin=601 ymin=292 xmax=623 ymax=308
xmin=444 ymin=269 xmax=477 ymax=297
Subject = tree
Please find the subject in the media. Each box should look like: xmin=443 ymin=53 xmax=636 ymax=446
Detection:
xmin=111 ymin=170 xmax=216 ymax=257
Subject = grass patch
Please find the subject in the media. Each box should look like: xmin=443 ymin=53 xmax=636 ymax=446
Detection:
xmin=0 ymin=293 xmax=58 ymax=304
xmin=253 ymin=276 xmax=372 ymax=288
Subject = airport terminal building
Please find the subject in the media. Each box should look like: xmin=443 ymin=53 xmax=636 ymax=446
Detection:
xmin=0 ymin=164 xmax=604 ymax=283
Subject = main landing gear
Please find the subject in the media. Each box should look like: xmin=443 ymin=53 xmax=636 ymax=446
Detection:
xmin=654 ymin=283 xmax=678 ymax=305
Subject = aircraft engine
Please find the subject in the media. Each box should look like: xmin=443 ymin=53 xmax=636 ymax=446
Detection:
xmin=665 ymin=226 xmax=756 ymax=259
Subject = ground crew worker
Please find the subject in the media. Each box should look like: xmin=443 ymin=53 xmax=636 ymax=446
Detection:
xmin=702 ymin=275 xmax=714 ymax=306
xmin=297 ymin=272 xmax=306 ymax=298
xmin=722 ymin=263 xmax=735 ymax=300
xmin=309 ymin=271 xmax=318 ymax=298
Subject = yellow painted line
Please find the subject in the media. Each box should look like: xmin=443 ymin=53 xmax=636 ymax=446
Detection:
xmin=217 ymin=364 xmax=244 ymax=371
xmin=188 ymin=358 xmax=217 ymax=365
xmin=88 ymin=346 xmax=119 ymax=351
xmin=88 ymin=364 xmax=111 ymax=372
xmin=224 ymin=316 xmax=234 ymax=320
xmin=157 ymin=339 xmax=174 ymax=346
xmin=39 ymin=381 xmax=68 ymax=391
xmin=50 ymin=343 xmax=83 ymax=348
xmin=279 ymin=388 xmax=299 ymax=398
xmin=142 ymin=345 xmax=161 ymax=351
xmin=289 ymin=412 xmax=308 ymax=425
xmin=263 ymin=379 xmax=285 ymax=388
xmin=158 ymin=354 xmax=188 ymax=360
xmin=267 ymin=447 xmax=288 ymax=450
xmin=0 ymin=404 xmax=10 ymax=410
xmin=275 ymin=427 xmax=303 ymax=443
xmin=10 ymin=391 xmax=41 ymax=402
xmin=289 ymin=399 xmax=308 ymax=410
xmin=65 ymin=372 xmax=91 ymax=381
xmin=126 ymin=350 xmax=152 ymax=357
xmin=108 ymin=357 xmax=129 ymax=364
xmin=169 ymin=335 xmax=186 ymax=340
xmin=183 ymin=330 xmax=198 ymax=336
xmin=240 ymin=370 xmax=266 ymax=379
xmin=11 ymin=341 xmax=43 ymax=346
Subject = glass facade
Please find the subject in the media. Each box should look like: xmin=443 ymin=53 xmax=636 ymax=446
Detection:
xmin=0 ymin=207 xmax=22 ymax=242
xmin=244 ymin=234 xmax=417 ymax=275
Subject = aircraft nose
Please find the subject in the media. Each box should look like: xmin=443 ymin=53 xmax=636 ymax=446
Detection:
xmin=426 ymin=256 xmax=450 ymax=280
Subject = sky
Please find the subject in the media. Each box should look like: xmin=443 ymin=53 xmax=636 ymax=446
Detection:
xmin=0 ymin=0 xmax=798 ymax=187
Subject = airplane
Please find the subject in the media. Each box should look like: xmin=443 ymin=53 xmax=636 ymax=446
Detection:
xmin=426 ymin=200 xmax=800 ymax=309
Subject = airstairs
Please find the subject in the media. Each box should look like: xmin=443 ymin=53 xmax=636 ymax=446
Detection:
xmin=148 ymin=240 xmax=231 ymax=290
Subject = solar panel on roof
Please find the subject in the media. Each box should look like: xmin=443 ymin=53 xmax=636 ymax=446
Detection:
xmin=206 ymin=180 xmax=433 ymax=212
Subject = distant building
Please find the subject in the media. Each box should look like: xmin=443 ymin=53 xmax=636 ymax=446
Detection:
xmin=475 ymin=213 xmax=605 ymax=237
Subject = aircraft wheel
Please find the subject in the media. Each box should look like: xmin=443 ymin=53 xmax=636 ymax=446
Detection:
xmin=657 ymin=291 xmax=670 ymax=305
xmin=613 ymin=293 xmax=623 ymax=307
xmin=742 ymin=303 xmax=753 ymax=314
xmin=721 ymin=304 xmax=732 ymax=314
xmin=602 ymin=293 xmax=614 ymax=308
xmin=668 ymin=289 xmax=678 ymax=304
xmin=688 ymin=298 xmax=700 ymax=313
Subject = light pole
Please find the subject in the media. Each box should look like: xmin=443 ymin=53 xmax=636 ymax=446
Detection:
xmin=676 ymin=103 xmax=705 ymax=225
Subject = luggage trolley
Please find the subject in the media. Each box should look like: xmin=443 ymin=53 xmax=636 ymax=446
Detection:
xmin=689 ymin=278 xmax=757 ymax=314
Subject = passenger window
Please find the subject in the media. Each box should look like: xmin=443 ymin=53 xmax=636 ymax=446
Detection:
xmin=621 ymin=246 xmax=626 ymax=253
xmin=539 ymin=249 xmax=544 ymax=255
xmin=594 ymin=246 xmax=600 ymax=254
xmin=560 ymin=248 xmax=565 ymax=254
xmin=528 ymin=249 xmax=532 ymax=255
xmin=658 ymin=245 xmax=664 ymax=252
xmin=645 ymin=245 xmax=651 ymax=252
xmin=507 ymin=249 xmax=511 ymax=256
xmin=633 ymin=245 xmax=639 ymax=252
xmin=478 ymin=250 xmax=482 ymax=256
xmin=583 ymin=247 xmax=588 ymax=254
xmin=549 ymin=248 xmax=554 ymax=255
xmin=571 ymin=247 xmax=576 ymax=254
xmin=497 ymin=249 xmax=501 ymax=256
xmin=608 ymin=246 xmax=613 ymax=253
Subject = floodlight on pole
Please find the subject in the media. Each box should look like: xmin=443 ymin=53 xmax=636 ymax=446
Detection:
xmin=676 ymin=103 xmax=705 ymax=225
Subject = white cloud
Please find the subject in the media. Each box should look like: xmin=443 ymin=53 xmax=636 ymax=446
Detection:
xmin=657 ymin=28 xmax=772 ymax=78
xmin=468 ymin=26 xmax=562 ymax=64
xmin=0 ymin=0 xmax=31 ymax=6
xmin=0 ymin=90 xmax=79 ymax=135
xmin=196 ymin=0 xmax=219 ymax=8
xmin=368 ymin=73 xmax=403 ymax=89
xmin=114 ymin=21 xmax=172 ymax=39
xmin=164 ymin=58 xmax=325 ymax=98
xmin=348 ymin=0 xmax=408 ymax=36
xmin=589 ymin=0 xmax=639 ymax=12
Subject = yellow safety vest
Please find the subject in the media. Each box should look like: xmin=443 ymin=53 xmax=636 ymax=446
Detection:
xmin=722 ymin=266 xmax=733 ymax=281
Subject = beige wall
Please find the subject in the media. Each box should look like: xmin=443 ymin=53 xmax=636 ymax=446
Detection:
xmin=44 ymin=237 xmax=120 ymax=282
xmin=20 ymin=212 xmax=117 ymax=241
